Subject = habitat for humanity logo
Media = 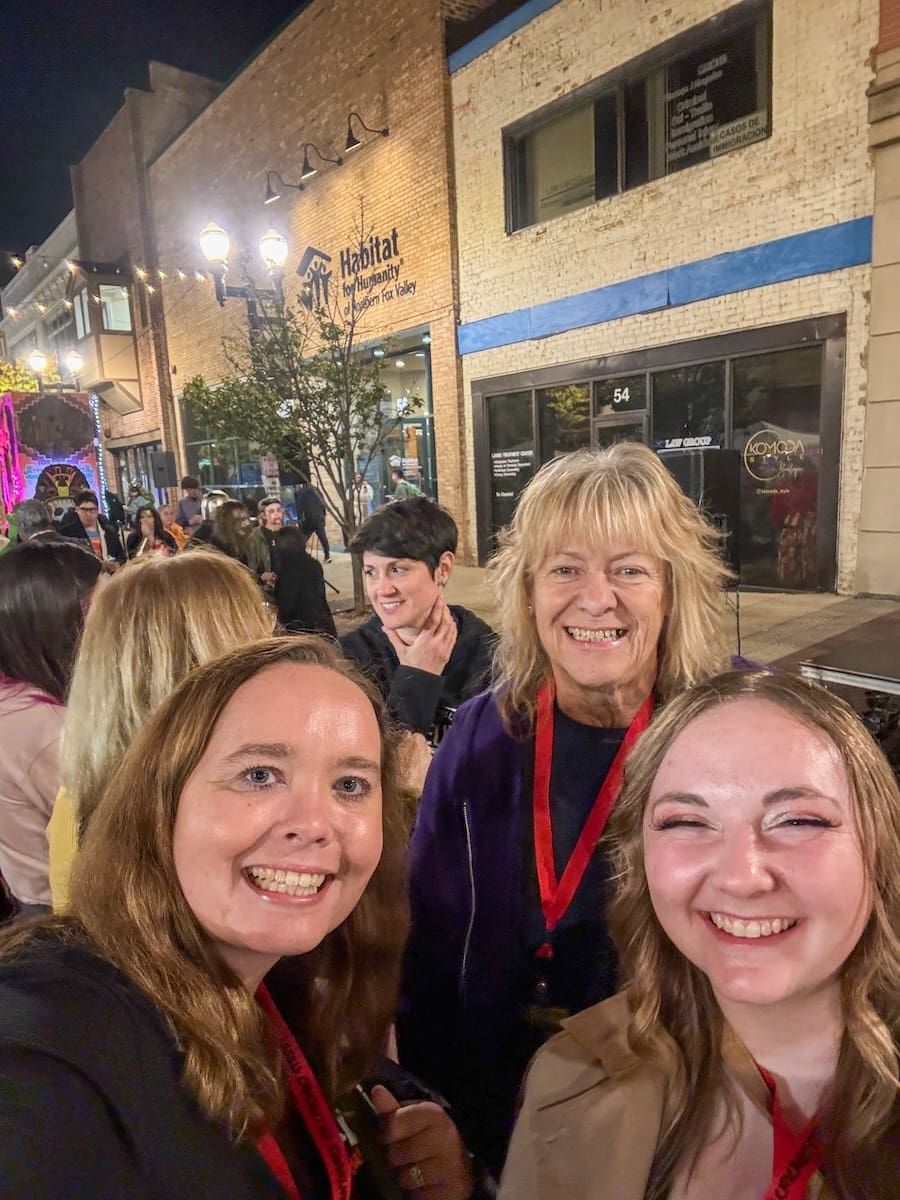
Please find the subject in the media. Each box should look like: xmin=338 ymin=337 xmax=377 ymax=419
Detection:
xmin=295 ymin=246 xmax=333 ymax=309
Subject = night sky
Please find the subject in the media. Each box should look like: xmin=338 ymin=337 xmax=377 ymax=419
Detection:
xmin=0 ymin=0 xmax=306 ymax=283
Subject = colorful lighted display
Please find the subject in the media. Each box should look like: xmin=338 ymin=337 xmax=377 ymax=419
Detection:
xmin=1 ymin=391 xmax=100 ymax=520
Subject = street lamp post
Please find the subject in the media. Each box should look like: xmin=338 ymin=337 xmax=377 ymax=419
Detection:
xmin=27 ymin=348 xmax=48 ymax=392
xmin=198 ymin=223 xmax=288 ymax=315
xmin=65 ymin=350 xmax=84 ymax=391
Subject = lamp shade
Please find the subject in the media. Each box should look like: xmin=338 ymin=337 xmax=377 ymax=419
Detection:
xmin=300 ymin=148 xmax=317 ymax=180
xmin=198 ymin=222 xmax=230 ymax=265
xmin=65 ymin=350 xmax=84 ymax=375
xmin=259 ymin=229 xmax=289 ymax=270
xmin=345 ymin=121 xmax=363 ymax=153
xmin=27 ymin=348 xmax=48 ymax=375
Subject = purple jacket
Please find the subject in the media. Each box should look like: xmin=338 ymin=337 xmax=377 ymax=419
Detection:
xmin=399 ymin=689 xmax=590 ymax=1176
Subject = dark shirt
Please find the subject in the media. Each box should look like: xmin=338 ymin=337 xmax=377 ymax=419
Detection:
xmin=522 ymin=707 xmax=624 ymax=1023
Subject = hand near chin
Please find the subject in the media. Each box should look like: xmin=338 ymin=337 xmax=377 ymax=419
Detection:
xmin=384 ymin=594 xmax=457 ymax=676
xmin=370 ymin=1085 xmax=474 ymax=1199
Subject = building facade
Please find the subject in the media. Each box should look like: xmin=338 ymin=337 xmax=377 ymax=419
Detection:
xmin=452 ymin=0 xmax=880 ymax=592
xmin=0 ymin=212 xmax=79 ymax=379
xmin=862 ymin=0 xmax=900 ymax=593
xmin=68 ymin=61 xmax=221 ymax=501
xmin=146 ymin=0 xmax=481 ymax=546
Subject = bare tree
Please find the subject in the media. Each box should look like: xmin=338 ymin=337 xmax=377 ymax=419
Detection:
xmin=183 ymin=239 xmax=419 ymax=608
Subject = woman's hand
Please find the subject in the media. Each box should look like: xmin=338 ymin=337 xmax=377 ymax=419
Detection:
xmin=383 ymin=594 xmax=458 ymax=677
xmin=371 ymin=1085 xmax=473 ymax=1199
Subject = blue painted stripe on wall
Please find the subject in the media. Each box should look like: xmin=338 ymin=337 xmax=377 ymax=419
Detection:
xmin=448 ymin=0 xmax=564 ymax=73
xmin=457 ymin=217 xmax=873 ymax=356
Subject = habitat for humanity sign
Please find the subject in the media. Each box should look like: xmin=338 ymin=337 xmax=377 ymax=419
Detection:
xmin=295 ymin=227 xmax=416 ymax=318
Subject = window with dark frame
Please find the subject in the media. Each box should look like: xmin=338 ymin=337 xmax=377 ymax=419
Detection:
xmin=506 ymin=2 xmax=771 ymax=232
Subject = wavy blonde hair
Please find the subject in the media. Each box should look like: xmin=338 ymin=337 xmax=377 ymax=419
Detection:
xmin=2 ymin=637 xmax=409 ymax=1138
xmin=607 ymin=670 xmax=900 ymax=1199
xmin=490 ymin=443 xmax=732 ymax=730
xmin=62 ymin=553 xmax=273 ymax=832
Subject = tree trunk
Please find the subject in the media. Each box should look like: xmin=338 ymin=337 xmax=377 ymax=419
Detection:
xmin=350 ymin=553 xmax=366 ymax=613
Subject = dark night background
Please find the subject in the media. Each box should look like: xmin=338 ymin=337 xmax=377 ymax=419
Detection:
xmin=0 ymin=0 xmax=306 ymax=284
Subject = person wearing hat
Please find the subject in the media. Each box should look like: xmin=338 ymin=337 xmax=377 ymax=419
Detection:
xmin=125 ymin=480 xmax=154 ymax=519
xmin=175 ymin=476 xmax=203 ymax=531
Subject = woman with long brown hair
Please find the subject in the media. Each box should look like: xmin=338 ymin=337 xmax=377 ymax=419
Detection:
xmin=0 ymin=637 xmax=477 ymax=1198
xmin=501 ymin=670 xmax=900 ymax=1199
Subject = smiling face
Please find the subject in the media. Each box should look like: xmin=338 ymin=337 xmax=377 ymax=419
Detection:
xmin=643 ymin=697 xmax=871 ymax=1014
xmin=531 ymin=541 xmax=668 ymax=721
xmin=172 ymin=662 xmax=384 ymax=989
xmin=362 ymin=550 xmax=451 ymax=633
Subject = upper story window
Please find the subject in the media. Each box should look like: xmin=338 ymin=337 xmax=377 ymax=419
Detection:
xmin=505 ymin=2 xmax=771 ymax=231
xmin=99 ymin=284 xmax=132 ymax=332
xmin=73 ymin=289 xmax=91 ymax=340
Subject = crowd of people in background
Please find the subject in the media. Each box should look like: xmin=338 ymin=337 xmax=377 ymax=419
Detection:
xmin=0 ymin=443 xmax=897 ymax=1199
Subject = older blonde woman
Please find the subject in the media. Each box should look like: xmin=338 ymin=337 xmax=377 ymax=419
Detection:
xmin=47 ymin=553 xmax=275 ymax=907
xmin=398 ymin=443 xmax=732 ymax=1174
xmin=501 ymin=670 xmax=900 ymax=1200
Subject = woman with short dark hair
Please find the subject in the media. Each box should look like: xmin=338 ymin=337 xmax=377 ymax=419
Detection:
xmin=0 ymin=540 xmax=101 ymax=913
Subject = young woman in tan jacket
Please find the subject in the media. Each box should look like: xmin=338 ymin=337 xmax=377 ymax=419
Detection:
xmin=501 ymin=670 xmax=900 ymax=1200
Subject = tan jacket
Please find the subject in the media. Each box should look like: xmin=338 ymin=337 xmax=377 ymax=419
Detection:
xmin=0 ymin=689 xmax=64 ymax=906
xmin=500 ymin=993 xmax=844 ymax=1200
xmin=499 ymin=992 xmax=668 ymax=1200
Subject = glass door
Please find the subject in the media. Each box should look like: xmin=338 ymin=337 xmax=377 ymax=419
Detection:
xmin=592 ymin=414 xmax=648 ymax=449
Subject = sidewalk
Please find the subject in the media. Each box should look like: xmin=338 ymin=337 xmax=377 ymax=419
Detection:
xmin=321 ymin=551 xmax=900 ymax=665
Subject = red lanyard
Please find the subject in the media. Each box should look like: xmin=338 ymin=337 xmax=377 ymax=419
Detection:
xmin=532 ymin=679 xmax=653 ymax=955
xmin=758 ymin=1066 xmax=824 ymax=1200
xmin=256 ymin=984 xmax=353 ymax=1200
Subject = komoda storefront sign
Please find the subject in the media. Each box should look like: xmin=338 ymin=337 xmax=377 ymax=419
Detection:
xmin=295 ymin=226 xmax=417 ymax=318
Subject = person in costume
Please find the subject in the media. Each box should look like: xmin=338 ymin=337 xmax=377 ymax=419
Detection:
xmin=0 ymin=540 xmax=101 ymax=915
xmin=126 ymin=504 xmax=178 ymax=558
xmin=397 ymin=443 xmax=731 ymax=1174
xmin=501 ymin=668 xmax=900 ymax=1200
xmin=0 ymin=636 xmax=480 ymax=1199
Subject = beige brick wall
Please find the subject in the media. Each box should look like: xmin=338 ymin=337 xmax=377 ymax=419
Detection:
xmin=149 ymin=0 xmax=470 ymax=552
xmin=451 ymin=0 xmax=878 ymax=589
xmin=72 ymin=66 xmax=221 ymax=462
xmin=859 ymin=40 xmax=900 ymax=594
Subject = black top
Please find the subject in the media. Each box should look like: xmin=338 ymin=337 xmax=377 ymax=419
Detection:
xmin=0 ymin=936 xmax=288 ymax=1199
xmin=0 ymin=934 xmax=470 ymax=1200
xmin=340 ymin=605 xmax=495 ymax=739
xmin=275 ymin=541 xmax=337 ymax=638
xmin=125 ymin=530 xmax=178 ymax=557
xmin=523 ymin=707 xmax=625 ymax=1018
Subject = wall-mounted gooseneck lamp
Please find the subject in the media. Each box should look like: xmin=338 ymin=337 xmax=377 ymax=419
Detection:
xmin=344 ymin=111 xmax=389 ymax=153
xmin=264 ymin=169 xmax=304 ymax=205
xmin=300 ymin=142 xmax=343 ymax=181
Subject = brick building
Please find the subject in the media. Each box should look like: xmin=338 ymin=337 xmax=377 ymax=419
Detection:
xmin=0 ymin=212 xmax=78 ymax=374
xmin=452 ymin=0 xmax=884 ymax=592
xmin=863 ymin=0 xmax=900 ymax=593
xmin=68 ymin=62 xmax=221 ymax=498
xmin=146 ymin=0 xmax=479 ymax=545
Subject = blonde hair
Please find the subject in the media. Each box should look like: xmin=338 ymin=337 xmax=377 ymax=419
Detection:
xmin=62 ymin=553 xmax=272 ymax=832
xmin=2 ymin=637 xmax=409 ymax=1138
xmin=607 ymin=670 xmax=900 ymax=1198
xmin=490 ymin=443 xmax=732 ymax=730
